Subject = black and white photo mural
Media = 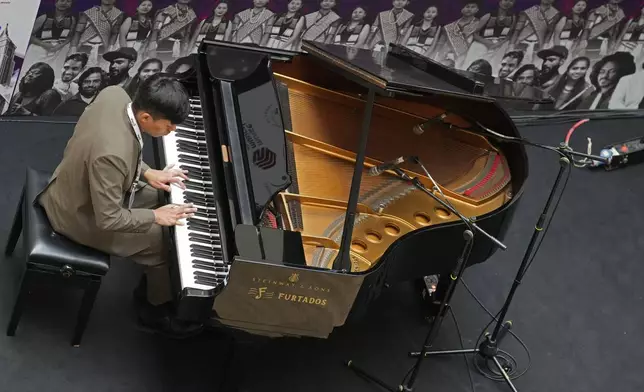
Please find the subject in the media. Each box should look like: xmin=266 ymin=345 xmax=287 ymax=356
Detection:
xmin=1 ymin=0 xmax=643 ymax=117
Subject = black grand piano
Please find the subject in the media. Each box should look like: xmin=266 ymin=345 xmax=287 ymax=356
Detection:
xmin=153 ymin=41 xmax=529 ymax=339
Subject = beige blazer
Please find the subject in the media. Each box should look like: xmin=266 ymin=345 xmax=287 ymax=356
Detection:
xmin=39 ymin=86 xmax=156 ymax=255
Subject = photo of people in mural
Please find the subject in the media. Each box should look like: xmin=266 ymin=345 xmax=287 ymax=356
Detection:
xmin=2 ymin=0 xmax=643 ymax=117
xmin=0 ymin=0 xmax=42 ymax=115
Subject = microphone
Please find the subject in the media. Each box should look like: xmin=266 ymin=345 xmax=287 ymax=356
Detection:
xmin=412 ymin=113 xmax=449 ymax=135
xmin=368 ymin=156 xmax=409 ymax=176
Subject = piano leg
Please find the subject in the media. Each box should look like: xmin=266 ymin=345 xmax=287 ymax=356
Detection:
xmin=213 ymin=328 xmax=269 ymax=392
xmin=346 ymin=230 xmax=475 ymax=392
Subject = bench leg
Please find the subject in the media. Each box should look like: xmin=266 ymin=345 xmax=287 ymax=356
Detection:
xmin=6 ymin=269 xmax=31 ymax=337
xmin=4 ymin=188 xmax=24 ymax=257
xmin=71 ymin=279 xmax=101 ymax=347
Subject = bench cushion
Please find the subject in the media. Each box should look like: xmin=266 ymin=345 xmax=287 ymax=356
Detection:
xmin=24 ymin=168 xmax=110 ymax=276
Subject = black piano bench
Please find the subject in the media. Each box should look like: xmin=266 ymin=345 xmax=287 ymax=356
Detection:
xmin=3 ymin=168 xmax=110 ymax=347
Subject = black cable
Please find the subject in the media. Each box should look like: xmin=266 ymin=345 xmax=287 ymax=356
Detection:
xmin=521 ymin=160 xmax=572 ymax=277
xmin=461 ymin=280 xmax=532 ymax=381
xmin=449 ymin=307 xmax=476 ymax=392
xmin=456 ymin=160 xmax=571 ymax=383
xmin=511 ymin=109 xmax=644 ymax=127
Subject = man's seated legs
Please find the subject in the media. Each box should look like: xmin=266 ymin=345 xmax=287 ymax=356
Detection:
xmin=118 ymin=184 xmax=201 ymax=337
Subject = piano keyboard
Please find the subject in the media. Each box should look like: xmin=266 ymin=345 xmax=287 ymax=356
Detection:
xmin=161 ymin=98 xmax=229 ymax=292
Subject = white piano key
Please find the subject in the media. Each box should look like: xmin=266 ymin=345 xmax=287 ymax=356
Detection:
xmin=161 ymin=126 xmax=228 ymax=292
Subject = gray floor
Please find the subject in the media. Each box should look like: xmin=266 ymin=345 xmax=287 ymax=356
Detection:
xmin=0 ymin=116 xmax=643 ymax=392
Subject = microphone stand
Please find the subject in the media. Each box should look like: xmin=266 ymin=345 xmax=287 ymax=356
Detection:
xmin=408 ymin=129 xmax=609 ymax=392
xmin=346 ymin=164 xmax=506 ymax=392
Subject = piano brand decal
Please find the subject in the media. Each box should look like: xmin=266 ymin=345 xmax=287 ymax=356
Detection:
xmin=247 ymin=275 xmax=331 ymax=307
xmin=253 ymin=147 xmax=277 ymax=169
xmin=242 ymin=122 xmax=263 ymax=149
xmin=248 ymin=287 xmax=275 ymax=300
xmin=242 ymin=122 xmax=277 ymax=170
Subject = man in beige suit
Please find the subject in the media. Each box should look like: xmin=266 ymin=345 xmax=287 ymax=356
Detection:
xmin=39 ymin=74 xmax=200 ymax=337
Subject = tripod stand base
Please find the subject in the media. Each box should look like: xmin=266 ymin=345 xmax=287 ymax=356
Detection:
xmin=346 ymin=360 xmax=399 ymax=392
xmin=473 ymin=349 xmax=517 ymax=381
xmin=408 ymin=329 xmax=520 ymax=392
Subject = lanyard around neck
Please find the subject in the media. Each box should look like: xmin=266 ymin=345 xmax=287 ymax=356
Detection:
xmin=126 ymin=103 xmax=143 ymax=148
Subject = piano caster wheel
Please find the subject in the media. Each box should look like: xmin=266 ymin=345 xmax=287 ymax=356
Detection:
xmin=60 ymin=265 xmax=75 ymax=278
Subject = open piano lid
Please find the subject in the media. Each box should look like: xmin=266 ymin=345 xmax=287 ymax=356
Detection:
xmin=454 ymin=69 xmax=556 ymax=112
xmin=301 ymin=41 xmax=488 ymax=98
xmin=300 ymin=41 xmax=523 ymax=139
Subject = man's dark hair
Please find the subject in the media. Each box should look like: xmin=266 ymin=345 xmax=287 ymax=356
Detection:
xmin=65 ymin=53 xmax=89 ymax=68
xmin=166 ymin=56 xmax=194 ymax=75
xmin=511 ymin=64 xmax=539 ymax=86
xmin=77 ymin=66 xmax=105 ymax=87
xmin=132 ymin=73 xmax=190 ymax=125
xmin=503 ymin=50 xmax=524 ymax=64
xmin=588 ymin=52 xmax=636 ymax=90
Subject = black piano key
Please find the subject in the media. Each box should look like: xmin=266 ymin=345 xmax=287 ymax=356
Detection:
xmin=191 ymin=246 xmax=223 ymax=256
xmin=176 ymin=131 xmax=206 ymax=141
xmin=188 ymin=235 xmax=221 ymax=246
xmin=185 ymin=179 xmax=211 ymax=187
xmin=185 ymin=195 xmax=214 ymax=204
xmin=179 ymin=157 xmax=209 ymax=166
xmin=191 ymin=244 xmax=221 ymax=253
xmin=193 ymin=271 xmax=220 ymax=282
xmin=192 ymin=263 xmax=226 ymax=273
xmin=194 ymin=271 xmax=222 ymax=280
xmin=189 ymin=240 xmax=221 ymax=250
xmin=186 ymin=217 xmax=219 ymax=230
xmin=192 ymin=260 xmax=226 ymax=270
xmin=185 ymin=190 xmax=213 ymax=198
xmin=178 ymin=155 xmax=209 ymax=165
xmin=184 ymin=193 xmax=214 ymax=202
xmin=191 ymin=205 xmax=216 ymax=213
xmin=185 ymin=182 xmax=210 ymax=192
xmin=193 ymin=253 xmax=224 ymax=261
xmin=189 ymin=232 xmax=220 ymax=241
xmin=178 ymin=153 xmax=209 ymax=162
xmin=188 ymin=217 xmax=217 ymax=227
xmin=177 ymin=140 xmax=208 ymax=155
xmin=181 ymin=168 xmax=211 ymax=181
xmin=189 ymin=236 xmax=220 ymax=246
xmin=176 ymin=128 xmax=204 ymax=135
xmin=194 ymin=210 xmax=218 ymax=219
xmin=184 ymin=199 xmax=216 ymax=209
xmin=183 ymin=123 xmax=204 ymax=131
xmin=188 ymin=223 xmax=219 ymax=234
xmin=191 ymin=250 xmax=222 ymax=259
xmin=195 ymin=277 xmax=221 ymax=287
xmin=183 ymin=193 xmax=214 ymax=203
xmin=192 ymin=251 xmax=223 ymax=260
xmin=190 ymin=216 xmax=218 ymax=226
xmin=184 ymin=181 xmax=211 ymax=190
xmin=182 ymin=117 xmax=203 ymax=125
xmin=177 ymin=145 xmax=204 ymax=155
xmin=178 ymin=140 xmax=207 ymax=150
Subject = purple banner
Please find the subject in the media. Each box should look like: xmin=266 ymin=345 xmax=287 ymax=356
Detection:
xmin=1 ymin=0 xmax=642 ymax=117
